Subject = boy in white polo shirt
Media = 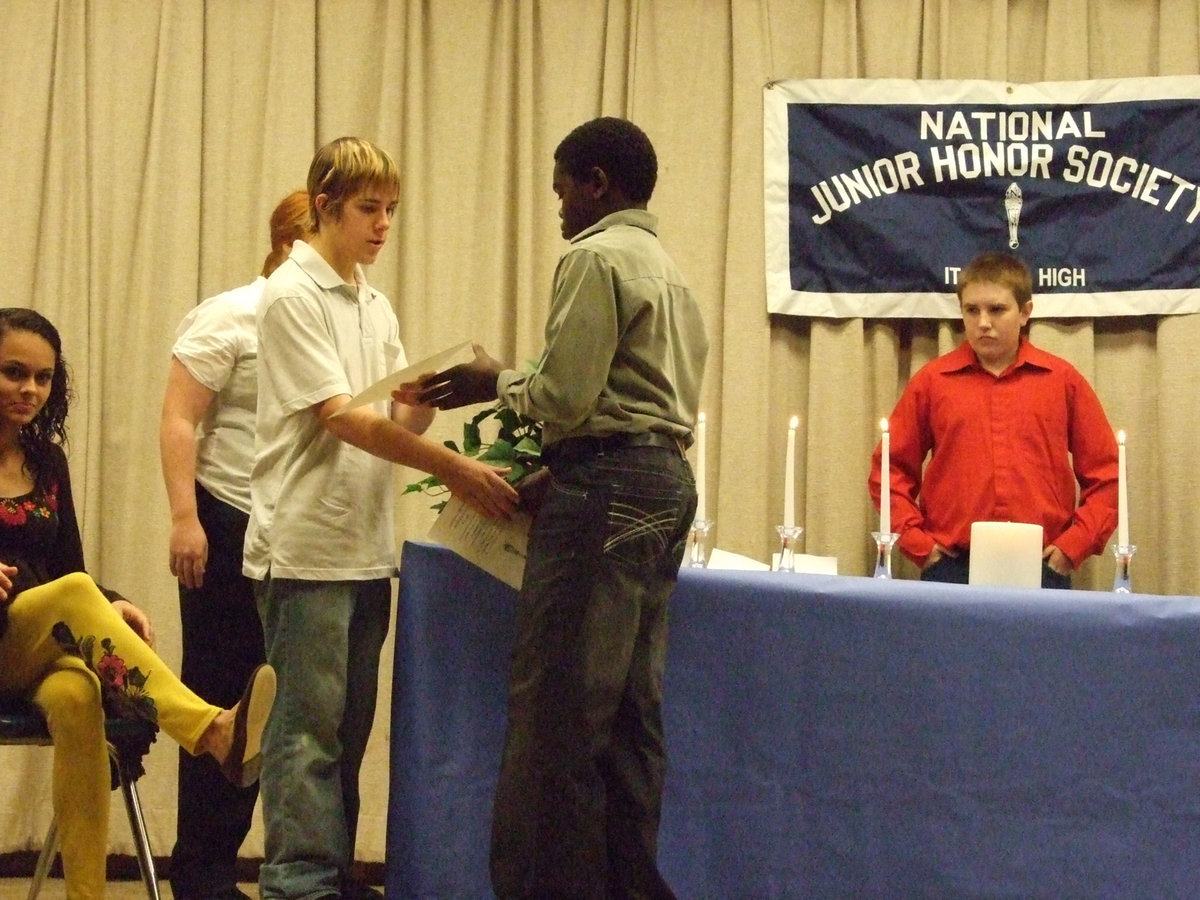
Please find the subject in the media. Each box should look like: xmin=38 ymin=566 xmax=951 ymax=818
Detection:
xmin=245 ymin=137 xmax=518 ymax=900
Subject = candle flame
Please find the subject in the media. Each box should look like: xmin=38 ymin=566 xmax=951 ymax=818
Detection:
xmin=880 ymin=417 xmax=888 ymax=432
xmin=1117 ymin=429 xmax=1125 ymax=444
xmin=698 ymin=411 xmax=706 ymax=424
xmin=789 ymin=415 xmax=799 ymax=429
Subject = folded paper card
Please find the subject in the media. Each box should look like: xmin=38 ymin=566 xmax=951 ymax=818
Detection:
xmin=705 ymin=548 xmax=771 ymax=571
xmin=333 ymin=340 xmax=474 ymax=416
xmin=969 ymin=521 xmax=1043 ymax=589
xmin=428 ymin=494 xmax=532 ymax=589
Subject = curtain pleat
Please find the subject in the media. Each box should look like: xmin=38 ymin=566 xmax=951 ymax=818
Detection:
xmin=0 ymin=0 xmax=1195 ymax=863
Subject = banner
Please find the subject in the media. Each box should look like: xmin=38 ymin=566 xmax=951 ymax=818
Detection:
xmin=764 ymin=77 xmax=1200 ymax=318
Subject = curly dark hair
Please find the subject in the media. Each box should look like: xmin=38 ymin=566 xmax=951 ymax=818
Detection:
xmin=554 ymin=117 xmax=658 ymax=204
xmin=0 ymin=308 xmax=71 ymax=490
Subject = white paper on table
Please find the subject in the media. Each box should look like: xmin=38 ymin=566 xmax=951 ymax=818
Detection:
xmin=705 ymin=548 xmax=771 ymax=571
xmin=332 ymin=340 xmax=474 ymax=416
xmin=427 ymin=494 xmax=532 ymax=589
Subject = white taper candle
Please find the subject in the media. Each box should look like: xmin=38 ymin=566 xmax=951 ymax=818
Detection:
xmin=1117 ymin=429 xmax=1129 ymax=548
xmin=880 ymin=418 xmax=891 ymax=537
xmin=784 ymin=416 xmax=798 ymax=528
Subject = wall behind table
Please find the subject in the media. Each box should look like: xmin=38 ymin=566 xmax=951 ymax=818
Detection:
xmin=0 ymin=0 xmax=1195 ymax=865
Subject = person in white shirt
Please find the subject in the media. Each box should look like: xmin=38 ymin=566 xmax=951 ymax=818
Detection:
xmin=245 ymin=138 xmax=518 ymax=900
xmin=159 ymin=190 xmax=308 ymax=900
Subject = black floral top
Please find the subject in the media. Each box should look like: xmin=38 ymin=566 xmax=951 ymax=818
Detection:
xmin=0 ymin=443 xmax=87 ymax=598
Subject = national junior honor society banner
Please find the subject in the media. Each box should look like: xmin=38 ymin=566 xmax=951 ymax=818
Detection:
xmin=764 ymin=77 xmax=1200 ymax=318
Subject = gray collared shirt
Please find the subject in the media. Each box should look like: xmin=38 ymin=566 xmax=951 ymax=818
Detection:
xmin=497 ymin=209 xmax=708 ymax=448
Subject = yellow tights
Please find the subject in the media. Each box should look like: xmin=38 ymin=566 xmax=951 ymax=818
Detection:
xmin=0 ymin=572 xmax=221 ymax=900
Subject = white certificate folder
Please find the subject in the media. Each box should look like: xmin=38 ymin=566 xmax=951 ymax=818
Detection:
xmin=333 ymin=340 xmax=474 ymax=416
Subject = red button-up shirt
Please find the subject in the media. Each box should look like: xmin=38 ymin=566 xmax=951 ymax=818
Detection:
xmin=868 ymin=339 xmax=1118 ymax=569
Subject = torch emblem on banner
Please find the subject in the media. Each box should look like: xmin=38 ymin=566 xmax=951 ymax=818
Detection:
xmin=1004 ymin=182 xmax=1023 ymax=249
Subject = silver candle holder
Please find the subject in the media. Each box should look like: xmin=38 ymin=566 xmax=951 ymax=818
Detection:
xmin=1111 ymin=543 xmax=1137 ymax=593
xmin=871 ymin=531 xmax=899 ymax=579
xmin=688 ymin=518 xmax=714 ymax=568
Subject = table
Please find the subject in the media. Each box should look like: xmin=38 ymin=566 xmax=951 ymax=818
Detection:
xmin=386 ymin=541 xmax=1200 ymax=899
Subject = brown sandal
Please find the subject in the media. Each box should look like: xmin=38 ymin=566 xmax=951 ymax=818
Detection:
xmin=219 ymin=663 xmax=276 ymax=787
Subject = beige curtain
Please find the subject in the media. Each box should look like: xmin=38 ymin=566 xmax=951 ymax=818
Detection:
xmin=0 ymin=0 xmax=1196 ymax=866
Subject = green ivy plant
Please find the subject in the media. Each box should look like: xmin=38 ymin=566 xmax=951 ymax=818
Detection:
xmin=403 ymin=404 xmax=543 ymax=511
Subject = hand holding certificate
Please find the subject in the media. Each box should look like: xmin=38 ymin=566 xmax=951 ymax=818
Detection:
xmin=332 ymin=340 xmax=476 ymax=416
xmin=429 ymin=494 xmax=532 ymax=588
xmin=414 ymin=342 xmax=507 ymax=410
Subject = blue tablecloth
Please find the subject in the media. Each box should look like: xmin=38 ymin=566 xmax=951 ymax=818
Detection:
xmin=386 ymin=540 xmax=1200 ymax=899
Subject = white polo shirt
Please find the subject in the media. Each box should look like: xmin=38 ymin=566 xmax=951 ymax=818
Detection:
xmin=243 ymin=240 xmax=407 ymax=581
xmin=171 ymin=277 xmax=263 ymax=514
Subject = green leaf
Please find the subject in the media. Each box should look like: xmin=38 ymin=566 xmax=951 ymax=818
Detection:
xmin=470 ymin=406 xmax=499 ymax=427
xmin=494 ymin=406 xmax=522 ymax=435
xmin=479 ymin=438 xmax=516 ymax=463
xmin=463 ymin=421 xmax=483 ymax=454
xmin=403 ymin=402 xmax=544 ymax=512
xmin=402 ymin=476 xmax=440 ymax=495
xmin=514 ymin=436 xmax=541 ymax=456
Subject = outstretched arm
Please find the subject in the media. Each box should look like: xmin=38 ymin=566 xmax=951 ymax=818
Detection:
xmin=319 ymin=393 xmax=519 ymax=519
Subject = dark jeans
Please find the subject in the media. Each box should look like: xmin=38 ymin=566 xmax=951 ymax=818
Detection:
xmin=922 ymin=551 xmax=1072 ymax=590
xmin=490 ymin=445 xmax=696 ymax=900
xmin=170 ymin=485 xmax=265 ymax=900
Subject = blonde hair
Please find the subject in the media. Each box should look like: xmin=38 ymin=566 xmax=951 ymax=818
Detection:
xmin=306 ymin=137 xmax=400 ymax=232
xmin=260 ymin=190 xmax=311 ymax=277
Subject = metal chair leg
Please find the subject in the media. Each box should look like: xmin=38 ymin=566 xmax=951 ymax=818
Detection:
xmin=25 ymin=817 xmax=58 ymax=900
xmin=2 ymin=700 xmax=161 ymax=900
xmin=113 ymin=759 xmax=161 ymax=900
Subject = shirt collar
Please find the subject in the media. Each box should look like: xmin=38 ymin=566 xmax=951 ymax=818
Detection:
xmin=941 ymin=337 xmax=1053 ymax=376
xmin=570 ymin=208 xmax=659 ymax=243
xmin=287 ymin=239 xmax=367 ymax=296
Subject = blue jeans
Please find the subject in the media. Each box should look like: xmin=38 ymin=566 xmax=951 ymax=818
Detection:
xmin=490 ymin=444 xmax=695 ymax=900
xmin=254 ymin=576 xmax=391 ymax=900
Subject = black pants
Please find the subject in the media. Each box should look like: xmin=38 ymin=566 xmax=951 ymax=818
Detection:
xmin=921 ymin=551 xmax=1072 ymax=590
xmin=170 ymin=485 xmax=265 ymax=900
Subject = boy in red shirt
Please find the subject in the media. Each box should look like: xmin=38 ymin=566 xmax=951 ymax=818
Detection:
xmin=868 ymin=251 xmax=1118 ymax=587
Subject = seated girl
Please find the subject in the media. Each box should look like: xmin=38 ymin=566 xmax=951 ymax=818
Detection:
xmin=0 ymin=306 xmax=275 ymax=900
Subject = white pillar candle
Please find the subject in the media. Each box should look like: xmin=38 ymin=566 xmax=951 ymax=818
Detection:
xmin=695 ymin=412 xmax=707 ymax=522
xmin=784 ymin=416 xmax=798 ymax=527
xmin=968 ymin=521 xmax=1044 ymax=589
xmin=1117 ymin=429 xmax=1129 ymax=548
xmin=880 ymin=418 xmax=890 ymax=537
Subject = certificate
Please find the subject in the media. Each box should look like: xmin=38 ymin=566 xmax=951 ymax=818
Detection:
xmin=427 ymin=494 xmax=532 ymax=589
xmin=332 ymin=340 xmax=474 ymax=416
